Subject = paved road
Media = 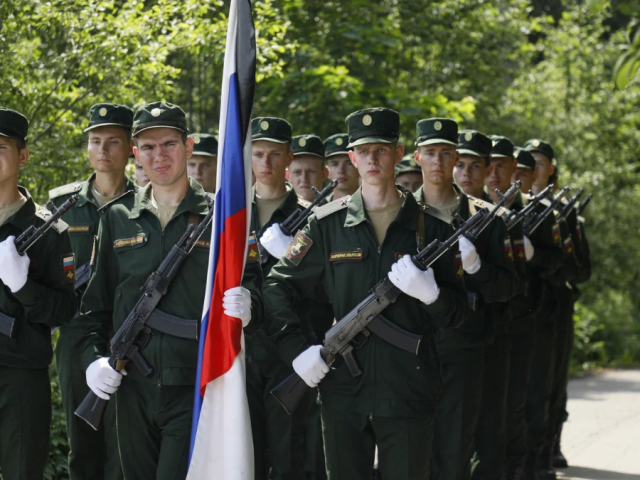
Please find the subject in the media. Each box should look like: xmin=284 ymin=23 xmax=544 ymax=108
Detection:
xmin=558 ymin=369 xmax=640 ymax=480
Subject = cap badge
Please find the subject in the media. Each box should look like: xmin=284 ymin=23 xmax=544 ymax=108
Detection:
xmin=465 ymin=132 xmax=472 ymax=141
xmin=260 ymin=120 xmax=269 ymax=131
xmin=434 ymin=121 xmax=442 ymax=131
xmin=362 ymin=114 xmax=373 ymax=126
xmin=193 ymin=136 xmax=201 ymax=144
xmin=99 ymin=107 xmax=108 ymax=117
xmin=533 ymin=139 xmax=540 ymax=147
xmin=335 ymin=138 xmax=343 ymax=146
xmin=299 ymin=137 xmax=307 ymax=147
xmin=151 ymin=108 xmax=161 ymax=117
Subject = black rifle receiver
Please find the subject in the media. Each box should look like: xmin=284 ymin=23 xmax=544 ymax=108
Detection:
xmin=555 ymin=188 xmax=585 ymax=223
xmin=464 ymin=181 xmax=521 ymax=242
xmin=523 ymin=186 xmax=570 ymax=236
xmin=504 ymin=185 xmax=554 ymax=231
xmin=577 ymin=194 xmax=592 ymax=217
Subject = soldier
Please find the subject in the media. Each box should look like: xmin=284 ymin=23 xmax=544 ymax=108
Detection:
xmin=0 ymin=107 xmax=77 ymax=479
xmin=395 ymin=151 xmax=423 ymax=193
xmin=187 ymin=133 xmax=218 ymax=193
xmin=413 ymin=119 xmax=519 ymax=480
xmin=324 ymin=133 xmax=360 ymax=200
xmin=263 ymin=107 xmax=471 ymax=479
xmin=78 ymin=102 xmax=263 ymax=479
xmin=289 ymin=134 xmax=329 ymax=203
xmin=48 ymin=103 xmax=138 ymax=480
xmin=452 ymin=130 xmax=492 ymax=199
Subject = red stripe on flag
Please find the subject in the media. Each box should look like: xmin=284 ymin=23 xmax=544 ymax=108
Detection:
xmin=200 ymin=208 xmax=247 ymax=395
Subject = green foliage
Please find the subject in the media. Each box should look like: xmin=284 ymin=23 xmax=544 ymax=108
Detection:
xmin=46 ymin=357 xmax=71 ymax=480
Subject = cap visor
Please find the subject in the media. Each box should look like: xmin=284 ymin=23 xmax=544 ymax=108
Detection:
xmin=516 ymin=163 xmax=533 ymax=169
xmin=293 ymin=151 xmax=324 ymax=158
xmin=458 ymin=148 xmax=485 ymax=157
xmin=191 ymin=151 xmax=217 ymax=157
xmin=416 ymin=138 xmax=457 ymax=147
xmin=347 ymin=136 xmax=398 ymax=148
xmin=251 ymin=136 xmax=289 ymax=144
xmin=491 ymin=153 xmax=513 ymax=159
xmin=325 ymin=150 xmax=350 ymax=158
xmin=133 ymin=125 xmax=188 ymax=137
xmin=84 ymin=123 xmax=132 ymax=133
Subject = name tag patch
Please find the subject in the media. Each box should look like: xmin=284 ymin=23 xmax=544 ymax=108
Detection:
xmin=68 ymin=225 xmax=90 ymax=233
xmin=247 ymin=233 xmax=260 ymax=263
xmin=330 ymin=251 xmax=364 ymax=262
xmin=285 ymin=232 xmax=313 ymax=266
xmin=195 ymin=240 xmax=210 ymax=249
xmin=504 ymin=236 xmax=514 ymax=261
xmin=114 ymin=234 xmax=145 ymax=249
xmin=62 ymin=253 xmax=76 ymax=284
xmin=513 ymin=238 xmax=526 ymax=261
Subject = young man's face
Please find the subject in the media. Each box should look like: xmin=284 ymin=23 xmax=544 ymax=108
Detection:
xmin=133 ymin=128 xmax=193 ymax=187
xmin=415 ymin=143 xmax=458 ymax=188
xmin=348 ymin=143 xmax=403 ymax=187
xmin=252 ymin=140 xmax=292 ymax=187
xmin=288 ymin=156 xmax=328 ymax=202
xmin=327 ymin=154 xmax=360 ymax=195
xmin=532 ymin=152 xmax=555 ymax=191
xmin=0 ymin=137 xmax=28 ymax=187
xmin=87 ymin=126 xmax=132 ymax=174
xmin=187 ymin=155 xmax=217 ymax=193
xmin=396 ymin=172 xmax=423 ymax=193
xmin=134 ymin=161 xmax=150 ymax=187
xmin=512 ymin=167 xmax=536 ymax=193
xmin=454 ymin=155 xmax=489 ymax=197
xmin=486 ymin=157 xmax=517 ymax=194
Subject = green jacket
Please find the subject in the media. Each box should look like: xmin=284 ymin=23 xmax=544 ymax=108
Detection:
xmin=414 ymin=186 xmax=520 ymax=357
xmin=79 ymin=179 xmax=263 ymax=386
xmin=0 ymin=187 xmax=77 ymax=369
xmin=264 ymin=187 xmax=470 ymax=417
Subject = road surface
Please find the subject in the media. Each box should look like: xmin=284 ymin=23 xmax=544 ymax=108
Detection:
xmin=558 ymin=369 xmax=640 ymax=480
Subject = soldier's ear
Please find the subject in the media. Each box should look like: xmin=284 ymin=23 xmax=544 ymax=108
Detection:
xmin=395 ymin=144 xmax=404 ymax=165
xmin=18 ymin=147 xmax=29 ymax=168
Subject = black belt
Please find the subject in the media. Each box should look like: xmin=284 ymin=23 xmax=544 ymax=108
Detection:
xmin=0 ymin=311 xmax=16 ymax=338
xmin=147 ymin=309 xmax=199 ymax=340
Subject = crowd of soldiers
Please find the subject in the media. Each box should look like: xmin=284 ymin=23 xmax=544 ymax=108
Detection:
xmin=0 ymin=101 xmax=591 ymax=480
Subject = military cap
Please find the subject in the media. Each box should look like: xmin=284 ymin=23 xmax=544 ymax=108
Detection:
xmin=395 ymin=153 xmax=422 ymax=177
xmin=524 ymin=138 xmax=554 ymax=162
xmin=251 ymin=117 xmax=292 ymax=144
xmin=490 ymin=135 xmax=515 ymax=158
xmin=515 ymin=147 xmax=536 ymax=170
xmin=132 ymin=102 xmax=189 ymax=137
xmin=458 ymin=130 xmax=492 ymax=161
xmin=84 ymin=103 xmax=134 ymax=133
xmin=0 ymin=108 xmax=28 ymax=142
xmin=345 ymin=108 xmax=400 ymax=148
xmin=416 ymin=118 xmax=458 ymax=147
xmin=324 ymin=133 xmax=350 ymax=158
xmin=292 ymin=134 xmax=324 ymax=159
xmin=190 ymin=133 xmax=218 ymax=157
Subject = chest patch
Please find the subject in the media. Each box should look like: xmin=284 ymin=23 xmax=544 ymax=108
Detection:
xmin=62 ymin=254 xmax=76 ymax=284
xmin=454 ymin=252 xmax=464 ymax=279
xmin=68 ymin=225 xmax=91 ymax=234
xmin=114 ymin=234 xmax=145 ymax=249
xmin=247 ymin=233 xmax=260 ymax=263
xmin=330 ymin=251 xmax=364 ymax=262
xmin=504 ymin=236 xmax=514 ymax=262
xmin=285 ymin=232 xmax=313 ymax=266
xmin=552 ymin=223 xmax=561 ymax=245
xmin=563 ymin=236 xmax=574 ymax=255
xmin=513 ymin=238 xmax=526 ymax=261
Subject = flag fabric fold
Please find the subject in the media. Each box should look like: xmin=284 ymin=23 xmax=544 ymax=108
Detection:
xmin=188 ymin=1 xmax=256 ymax=477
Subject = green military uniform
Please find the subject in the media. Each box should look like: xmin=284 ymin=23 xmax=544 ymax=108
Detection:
xmin=413 ymin=120 xmax=519 ymax=480
xmin=78 ymin=103 xmax=263 ymax=480
xmin=504 ymin=149 xmax=564 ymax=479
xmin=49 ymin=103 xmax=136 ymax=480
xmin=0 ymin=108 xmax=77 ymax=479
xmin=263 ymin=109 xmax=473 ymax=479
xmin=472 ymin=135 xmax=528 ymax=480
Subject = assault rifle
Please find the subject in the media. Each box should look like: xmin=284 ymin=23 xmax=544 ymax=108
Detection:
xmin=555 ymin=188 xmax=585 ymax=223
xmin=0 ymin=194 xmax=79 ymax=338
xmin=270 ymin=208 xmax=489 ymax=415
xmin=504 ymin=185 xmax=554 ymax=232
xmin=464 ymin=181 xmax=521 ymax=242
xmin=281 ymin=180 xmax=338 ymax=236
xmin=523 ymin=187 xmax=570 ymax=236
xmin=577 ymin=194 xmax=592 ymax=217
xmin=74 ymin=199 xmax=214 ymax=430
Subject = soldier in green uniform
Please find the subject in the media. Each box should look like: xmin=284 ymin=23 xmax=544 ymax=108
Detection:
xmin=49 ymin=103 xmax=137 ymax=480
xmin=324 ymin=133 xmax=359 ymax=200
xmin=78 ymin=102 xmax=263 ymax=480
xmin=0 ymin=107 xmax=77 ymax=479
xmin=187 ymin=133 xmax=218 ymax=193
xmin=413 ymin=119 xmax=519 ymax=480
xmin=503 ymin=148 xmax=564 ymax=479
xmin=289 ymin=134 xmax=329 ymax=203
xmin=263 ymin=107 xmax=472 ymax=479
xmin=395 ymin=152 xmax=423 ymax=193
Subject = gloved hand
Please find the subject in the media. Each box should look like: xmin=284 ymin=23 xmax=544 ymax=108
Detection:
xmin=524 ymin=235 xmax=535 ymax=261
xmin=259 ymin=224 xmax=293 ymax=259
xmin=459 ymin=236 xmax=481 ymax=274
xmin=388 ymin=255 xmax=440 ymax=305
xmin=86 ymin=357 xmax=126 ymax=400
xmin=223 ymin=286 xmax=252 ymax=328
xmin=292 ymin=345 xmax=329 ymax=388
xmin=0 ymin=236 xmax=30 ymax=293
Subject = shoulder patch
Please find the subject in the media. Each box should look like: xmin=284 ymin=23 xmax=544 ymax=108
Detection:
xmin=247 ymin=232 xmax=260 ymax=263
xmin=313 ymin=196 xmax=350 ymax=220
xmin=552 ymin=223 xmax=561 ymax=245
xmin=35 ymin=206 xmax=69 ymax=233
xmin=504 ymin=236 xmax=514 ymax=261
xmin=49 ymin=182 xmax=82 ymax=200
xmin=97 ymin=190 xmax=136 ymax=212
xmin=285 ymin=231 xmax=313 ymax=266
xmin=61 ymin=253 xmax=76 ymax=284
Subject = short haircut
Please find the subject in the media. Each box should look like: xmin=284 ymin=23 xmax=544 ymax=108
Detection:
xmin=15 ymin=138 xmax=26 ymax=152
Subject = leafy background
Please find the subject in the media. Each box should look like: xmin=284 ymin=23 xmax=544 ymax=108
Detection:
xmin=1 ymin=0 xmax=639 ymax=476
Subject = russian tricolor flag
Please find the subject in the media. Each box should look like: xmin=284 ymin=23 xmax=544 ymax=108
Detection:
xmin=187 ymin=0 xmax=256 ymax=477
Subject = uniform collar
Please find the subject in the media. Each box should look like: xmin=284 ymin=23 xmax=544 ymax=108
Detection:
xmin=345 ymin=185 xmax=420 ymax=231
xmin=4 ymin=186 xmax=37 ymax=231
xmin=251 ymin=182 xmax=301 ymax=216
xmin=129 ymin=176 xmax=210 ymax=220
xmin=415 ymin=183 xmax=471 ymax=219
xmin=77 ymin=172 xmax=137 ymax=208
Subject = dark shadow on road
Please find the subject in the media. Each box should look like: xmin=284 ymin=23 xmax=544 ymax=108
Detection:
xmin=559 ymin=465 xmax=640 ymax=479
xmin=569 ymin=370 xmax=640 ymax=402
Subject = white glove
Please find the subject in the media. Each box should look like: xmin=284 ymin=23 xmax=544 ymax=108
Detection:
xmin=86 ymin=357 xmax=126 ymax=400
xmin=0 ymin=236 xmax=30 ymax=293
xmin=260 ymin=224 xmax=293 ymax=259
xmin=292 ymin=345 xmax=329 ymax=388
xmin=388 ymin=255 xmax=440 ymax=305
xmin=524 ymin=235 xmax=535 ymax=261
xmin=223 ymin=286 xmax=252 ymax=328
xmin=459 ymin=236 xmax=481 ymax=274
